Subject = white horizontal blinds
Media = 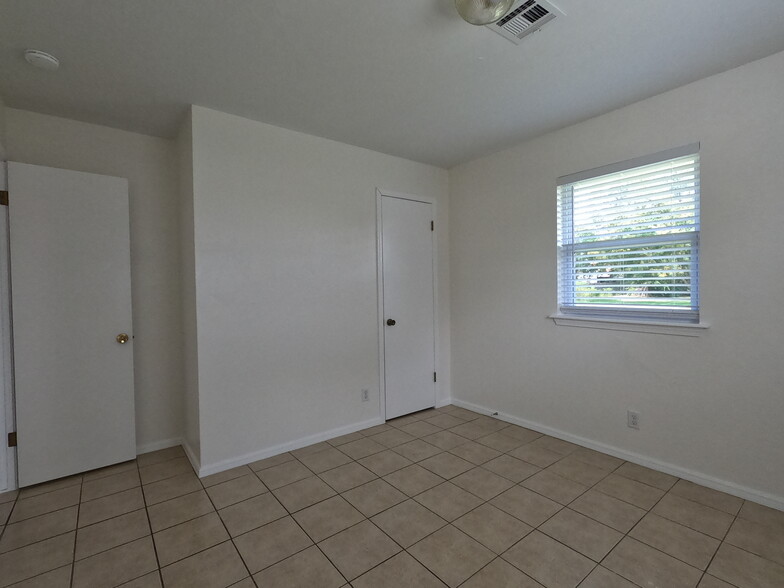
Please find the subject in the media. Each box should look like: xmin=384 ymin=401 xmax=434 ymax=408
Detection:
xmin=557 ymin=148 xmax=700 ymax=322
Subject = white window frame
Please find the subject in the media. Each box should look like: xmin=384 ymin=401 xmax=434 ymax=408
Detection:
xmin=552 ymin=144 xmax=708 ymax=336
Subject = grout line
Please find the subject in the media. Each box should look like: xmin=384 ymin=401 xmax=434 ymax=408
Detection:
xmin=69 ymin=475 xmax=83 ymax=588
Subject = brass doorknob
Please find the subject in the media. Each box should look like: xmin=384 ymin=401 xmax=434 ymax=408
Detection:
xmin=386 ymin=319 xmax=396 ymax=326
xmin=116 ymin=333 xmax=129 ymax=344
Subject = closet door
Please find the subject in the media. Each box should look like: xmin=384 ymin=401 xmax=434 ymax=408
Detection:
xmin=9 ymin=162 xmax=135 ymax=487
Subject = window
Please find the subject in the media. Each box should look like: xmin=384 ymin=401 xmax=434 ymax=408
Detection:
xmin=557 ymin=144 xmax=700 ymax=324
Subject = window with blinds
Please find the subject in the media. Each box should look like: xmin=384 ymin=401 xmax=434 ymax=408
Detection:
xmin=557 ymin=144 xmax=700 ymax=323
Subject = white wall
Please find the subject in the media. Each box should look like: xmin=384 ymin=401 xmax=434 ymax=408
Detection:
xmin=450 ymin=51 xmax=784 ymax=506
xmin=0 ymin=96 xmax=7 ymax=160
xmin=6 ymin=109 xmax=184 ymax=453
xmin=188 ymin=106 xmax=450 ymax=469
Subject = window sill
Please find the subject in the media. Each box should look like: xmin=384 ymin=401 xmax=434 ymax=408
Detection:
xmin=549 ymin=314 xmax=709 ymax=337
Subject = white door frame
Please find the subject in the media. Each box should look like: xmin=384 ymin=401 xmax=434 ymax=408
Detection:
xmin=0 ymin=162 xmax=16 ymax=492
xmin=376 ymin=188 xmax=440 ymax=421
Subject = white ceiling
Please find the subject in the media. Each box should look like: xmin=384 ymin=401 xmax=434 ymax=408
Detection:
xmin=2 ymin=0 xmax=784 ymax=168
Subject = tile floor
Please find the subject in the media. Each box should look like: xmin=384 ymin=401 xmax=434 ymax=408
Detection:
xmin=1 ymin=404 xmax=783 ymax=587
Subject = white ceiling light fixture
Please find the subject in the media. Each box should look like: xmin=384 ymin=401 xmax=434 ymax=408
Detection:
xmin=455 ymin=0 xmax=514 ymax=25
xmin=24 ymin=49 xmax=60 ymax=71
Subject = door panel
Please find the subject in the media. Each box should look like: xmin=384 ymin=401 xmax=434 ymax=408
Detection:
xmin=381 ymin=195 xmax=435 ymax=419
xmin=9 ymin=162 xmax=135 ymax=487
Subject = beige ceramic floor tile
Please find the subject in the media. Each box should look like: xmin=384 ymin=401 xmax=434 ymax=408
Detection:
xmin=218 ymin=492 xmax=287 ymax=537
xmin=205 ymin=474 xmax=267 ymax=509
xmin=342 ymin=479 xmax=407 ymax=517
xmin=357 ymin=450 xmax=413 ymax=477
xmin=368 ymin=428 xmax=416 ymax=449
xmin=78 ymin=487 xmax=145 ymax=528
xmin=360 ymin=424 xmax=394 ymax=436
xmin=18 ymin=475 xmax=82 ymax=500
xmin=579 ymin=566 xmax=638 ymax=588
xmin=415 ymin=482 xmax=484 ymax=522
xmin=570 ymin=490 xmax=646 ymax=533
xmin=0 ymin=502 xmax=11 ymax=525
xmin=546 ymin=455 xmax=613 ymax=486
xmin=139 ymin=457 xmax=193 ymax=486
xmin=460 ymin=558 xmax=544 ymax=588
xmin=142 ymin=472 xmax=202 ymax=506
xmin=448 ymin=441 xmax=501 ymax=465
xmin=327 ymin=431 xmax=365 ymax=446
xmin=539 ymin=508 xmax=622 ymax=562
xmin=698 ymin=574 xmax=737 ymax=588
xmin=5 ymin=564 xmax=72 ymax=588
xmin=0 ymin=506 xmax=77 ymax=553
xmin=383 ymin=464 xmax=444 ymax=496
xmin=453 ymin=503 xmax=532 ymax=554
xmin=0 ymin=531 xmax=75 ymax=587
xmin=422 ymin=430 xmax=471 ymax=451
xmin=75 ymin=509 xmax=150 ymax=560
xmin=0 ymin=490 xmax=19 ymax=504
xmin=424 ymin=414 xmax=467 ymax=430
xmin=318 ymin=462 xmax=377 ymax=493
xmin=234 ymin=516 xmax=313 ymax=573
xmin=146 ymin=489 xmax=215 ymax=532
xmin=160 ymin=540 xmax=247 ymax=588
xmin=293 ymin=495 xmax=364 ymax=542
xmin=120 ymin=571 xmax=162 ymax=587
xmin=371 ymin=499 xmax=447 ymax=548
xmin=394 ymin=440 xmax=443 ymax=462
xmin=725 ymin=517 xmax=784 ymax=566
xmin=409 ymin=525 xmax=494 ymax=588
xmin=318 ymin=519 xmax=401 ymax=580
xmin=9 ymin=485 xmax=81 ymax=523
xmin=594 ymin=474 xmax=665 ymax=510
xmin=252 ymin=545 xmax=345 ymax=588
xmin=255 ymin=460 xmax=312 ymax=490
xmin=451 ymin=467 xmax=514 ymax=501
xmin=418 ymin=452 xmax=475 ymax=480
xmin=272 ymin=475 xmax=336 ymax=513
xmin=291 ymin=442 xmax=332 ymax=458
xmin=614 ymin=462 xmax=678 ymax=491
xmin=652 ymin=493 xmax=735 ymax=539
xmin=670 ymin=480 xmax=743 ymax=515
xmin=498 ymin=424 xmax=542 ymax=444
xmin=482 ymin=455 xmax=540 ymax=483
xmin=136 ymin=446 xmax=185 ymax=468
xmin=400 ymin=420 xmax=443 ymax=438
xmin=476 ymin=431 xmax=527 ymax=453
xmin=738 ymin=501 xmax=784 ymax=532
xmin=72 ymin=536 xmax=158 ymax=588
xmin=630 ymin=513 xmax=720 ymax=570
xmin=337 ymin=437 xmax=387 ymax=460
xmin=297 ymin=447 xmax=354 ymax=474
xmin=81 ymin=469 xmax=140 ymax=502
xmin=200 ymin=465 xmax=253 ymax=488
xmin=352 ymin=551 xmax=446 ymax=588
xmin=248 ymin=452 xmax=294 ymax=472
xmin=502 ymin=530 xmax=594 ymax=588
xmin=490 ymin=485 xmax=562 ymax=527
xmin=508 ymin=444 xmax=564 ymax=468
xmin=708 ymin=543 xmax=784 ymax=588
xmin=526 ymin=436 xmax=579 ymax=456
xmin=570 ymin=447 xmax=624 ymax=471
xmin=521 ymin=470 xmax=587 ymax=505
xmin=153 ymin=511 xmax=228 ymax=566
xmin=604 ymin=537 xmax=703 ymax=588
xmin=82 ymin=461 xmax=137 ymax=483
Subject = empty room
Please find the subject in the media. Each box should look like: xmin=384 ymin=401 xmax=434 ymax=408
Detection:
xmin=0 ymin=1 xmax=783 ymax=587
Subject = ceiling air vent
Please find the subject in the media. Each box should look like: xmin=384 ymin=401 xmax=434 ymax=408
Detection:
xmin=487 ymin=0 xmax=564 ymax=44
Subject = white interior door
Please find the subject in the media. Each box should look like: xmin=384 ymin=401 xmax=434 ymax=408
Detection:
xmin=381 ymin=194 xmax=436 ymax=419
xmin=8 ymin=162 xmax=135 ymax=487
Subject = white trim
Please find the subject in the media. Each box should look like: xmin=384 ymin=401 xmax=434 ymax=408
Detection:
xmin=0 ymin=163 xmax=16 ymax=492
xmin=549 ymin=314 xmax=710 ymax=337
xmin=451 ymin=398 xmax=784 ymax=511
xmin=136 ymin=437 xmax=182 ymax=456
xmin=435 ymin=397 xmax=452 ymax=409
xmin=196 ymin=416 xmax=384 ymax=478
xmin=182 ymin=439 xmax=201 ymax=475
xmin=376 ymin=188 xmax=440 ymax=421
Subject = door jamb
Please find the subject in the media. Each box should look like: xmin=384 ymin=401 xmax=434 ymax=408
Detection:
xmin=376 ymin=188 xmax=439 ymax=423
xmin=0 ymin=162 xmax=16 ymax=492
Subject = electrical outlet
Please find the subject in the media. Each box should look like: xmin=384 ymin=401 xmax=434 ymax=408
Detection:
xmin=627 ymin=410 xmax=640 ymax=430
xmin=361 ymin=389 xmax=369 ymax=402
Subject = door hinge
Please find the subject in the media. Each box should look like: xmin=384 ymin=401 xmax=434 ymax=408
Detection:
xmin=433 ymin=372 xmax=437 ymax=383
xmin=7 ymin=432 xmax=17 ymax=447
xmin=430 ymin=220 xmax=434 ymax=231
xmin=0 ymin=191 xmax=8 ymax=207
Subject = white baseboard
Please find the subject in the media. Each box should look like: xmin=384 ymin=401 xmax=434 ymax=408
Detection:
xmin=182 ymin=439 xmax=201 ymax=474
xmin=452 ymin=398 xmax=784 ymax=512
xmin=196 ymin=416 xmax=385 ymax=478
xmin=436 ymin=397 xmax=453 ymax=408
xmin=136 ymin=437 xmax=182 ymax=456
